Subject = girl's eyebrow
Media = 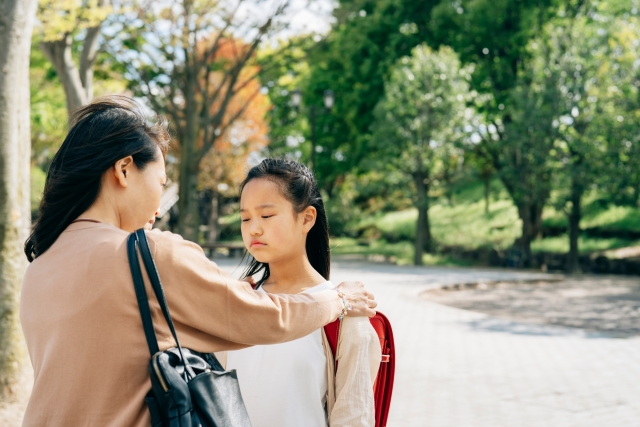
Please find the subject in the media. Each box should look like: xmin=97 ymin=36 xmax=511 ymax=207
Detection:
xmin=239 ymin=203 xmax=277 ymax=213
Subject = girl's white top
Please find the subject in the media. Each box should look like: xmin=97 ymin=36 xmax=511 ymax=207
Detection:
xmin=226 ymin=281 xmax=334 ymax=427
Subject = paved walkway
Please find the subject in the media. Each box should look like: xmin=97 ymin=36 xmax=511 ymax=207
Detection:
xmin=320 ymin=260 xmax=640 ymax=427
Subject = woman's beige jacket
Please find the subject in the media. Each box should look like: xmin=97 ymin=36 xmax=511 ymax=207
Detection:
xmin=20 ymin=222 xmax=343 ymax=427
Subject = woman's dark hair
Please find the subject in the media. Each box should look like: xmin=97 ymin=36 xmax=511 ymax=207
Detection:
xmin=240 ymin=158 xmax=330 ymax=287
xmin=24 ymin=95 xmax=171 ymax=262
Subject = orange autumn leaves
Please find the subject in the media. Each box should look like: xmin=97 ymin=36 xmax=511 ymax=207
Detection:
xmin=196 ymin=36 xmax=270 ymax=196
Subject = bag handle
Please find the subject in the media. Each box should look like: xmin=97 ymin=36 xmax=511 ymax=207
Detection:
xmin=133 ymin=229 xmax=195 ymax=379
xmin=127 ymin=233 xmax=160 ymax=355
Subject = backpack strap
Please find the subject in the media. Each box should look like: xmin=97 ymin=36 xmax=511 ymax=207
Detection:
xmin=324 ymin=319 xmax=340 ymax=370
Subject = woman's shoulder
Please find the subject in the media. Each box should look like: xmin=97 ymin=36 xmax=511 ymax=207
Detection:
xmin=145 ymin=229 xmax=205 ymax=257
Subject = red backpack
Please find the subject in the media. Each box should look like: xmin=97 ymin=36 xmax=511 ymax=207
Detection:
xmin=324 ymin=312 xmax=395 ymax=427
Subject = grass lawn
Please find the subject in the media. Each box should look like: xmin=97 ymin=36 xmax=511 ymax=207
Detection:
xmin=338 ymin=179 xmax=640 ymax=263
xmin=329 ymin=237 xmax=472 ymax=266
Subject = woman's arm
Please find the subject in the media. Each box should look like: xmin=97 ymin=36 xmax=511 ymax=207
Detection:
xmin=148 ymin=229 xmax=344 ymax=350
xmin=330 ymin=317 xmax=382 ymax=427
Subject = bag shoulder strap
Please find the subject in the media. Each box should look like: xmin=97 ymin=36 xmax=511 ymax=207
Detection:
xmin=127 ymin=233 xmax=160 ymax=355
xmin=134 ymin=229 xmax=195 ymax=378
xmin=134 ymin=229 xmax=182 ymax=348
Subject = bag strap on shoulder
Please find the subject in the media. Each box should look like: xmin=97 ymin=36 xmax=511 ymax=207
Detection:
xmin=134 ymin=230 xmax=184 ymax=349
xmin=134 ymin=230 xmax=195 ymax=378
xmin=129 ymin=230 xmax=195 ymax=378
xmin=127 ymin=233 xmax=160 ymax=355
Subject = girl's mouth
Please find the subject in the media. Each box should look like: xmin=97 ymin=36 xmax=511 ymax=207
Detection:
xmin=251 ymin=241 xmax=266 ymax=248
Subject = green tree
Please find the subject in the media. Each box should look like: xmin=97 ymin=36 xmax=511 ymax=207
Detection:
xmin=537 ymin=2 xmax=611 ymax=273
xmin=431 ymin=0 xmax=559 ymax=265
xmin=600 ymin=5 xmax=640 ymax=208
xmin=258 ymin=36 xmax=315 ymax=159
xmin=296 ymin=0 xmax=437 ymax=189
xmin=37 ymin=0 xmax=111 ymax=114
xmin=372 ymin=45 xmax=471 ymax=265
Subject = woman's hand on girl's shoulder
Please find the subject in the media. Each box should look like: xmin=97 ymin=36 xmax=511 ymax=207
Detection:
xmin=335 ymin=281 xmax=377 ymax=318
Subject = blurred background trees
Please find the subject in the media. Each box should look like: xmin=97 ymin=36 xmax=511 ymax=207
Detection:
xmin=109 ymin=0 xmax=285 ymax=241
xmin=18 ymin=0 xmax=640 ymax=271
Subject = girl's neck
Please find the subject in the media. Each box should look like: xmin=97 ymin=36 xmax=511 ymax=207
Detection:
xmin=262 ymin=254 xmax=327 ymax=294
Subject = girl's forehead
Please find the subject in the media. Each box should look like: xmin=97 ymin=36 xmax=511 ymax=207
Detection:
xmin=240 ymin=178 xmax=288 ymax=209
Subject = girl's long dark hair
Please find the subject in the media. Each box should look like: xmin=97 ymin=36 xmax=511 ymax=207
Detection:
xmin=24 ymin=96 xmax=170 ymax=262
xmin=241 ymin=159 xmax=330 ymax=287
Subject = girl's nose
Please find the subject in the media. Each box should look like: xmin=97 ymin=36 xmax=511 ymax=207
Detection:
xmin=249 ymin=221 xmax=262 ymax=236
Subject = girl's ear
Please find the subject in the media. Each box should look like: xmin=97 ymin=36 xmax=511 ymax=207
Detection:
xmin=301 ymin=206 xmax=317 ymax=232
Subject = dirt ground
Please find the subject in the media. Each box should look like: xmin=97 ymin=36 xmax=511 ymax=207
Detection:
xmin=422 ymin=276 xmax=640 ymax=337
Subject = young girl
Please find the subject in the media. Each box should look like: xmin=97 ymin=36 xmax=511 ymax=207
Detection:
xmin=226 ymin=159 xmax=381 ymax=427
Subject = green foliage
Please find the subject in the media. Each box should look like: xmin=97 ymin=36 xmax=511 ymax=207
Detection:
xmin=38 ymin=0 xmax=110 ymax=42
xmin=429 ymin=0 xmax=554 ymax=108
xmin=290 ymin=0 xmax=437 ymax=187
xmin=30 ymin=166 xmax=47 ymax=218
xmin=370 ymin=44 xmax=472 ymax=192
xmin=29 ymin=38 xmax=68 ymax=165
xmin=258 ymin=37 xmax=316 ymax=161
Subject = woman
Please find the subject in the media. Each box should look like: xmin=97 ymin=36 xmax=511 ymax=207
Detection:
xmin=20 ymin=96 xmax=376 ymax=427
xmin=226 ymin=159 xmax=382 ymax=427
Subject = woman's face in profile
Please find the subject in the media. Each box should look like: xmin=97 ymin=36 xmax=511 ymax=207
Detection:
xmin=116 ymin=148 xmax=166 ymax=232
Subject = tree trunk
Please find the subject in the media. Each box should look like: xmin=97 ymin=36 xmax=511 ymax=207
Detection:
xmin=40 ymin=14 xmax=103 ymax=116
xmin=414 ymin=172 xmax=431 ymax=266
xmin=177 ymin=158 xmax=201 ymax=243
xmin=513 ymin=202 xmax=544 ymax=267
xmin=0 ymin=0 xmax=37 ymax=398
xmin=207 ymin=191 xmax=220 ymax=245
xmin=40 ymin=35 xmax=89 ymax=114
xmin=177 ymin=65 xmax=201 ymax=242
xmin=484 ymin=176 xmax=490 ymax=214
xmin=567 ymin=176 xmax=584 ymax=274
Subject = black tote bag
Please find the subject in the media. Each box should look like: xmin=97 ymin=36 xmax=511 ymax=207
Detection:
xmin=127 ymin=229 xmax=252 ymax=427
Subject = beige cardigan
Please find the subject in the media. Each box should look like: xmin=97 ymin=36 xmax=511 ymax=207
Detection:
xmin=217 ymin=316 xmax=381 ymax=426
xmin=20 ymin=222 xmax=342 ymax=427
xmin=322 ymin=317 xmax=382 ymax=427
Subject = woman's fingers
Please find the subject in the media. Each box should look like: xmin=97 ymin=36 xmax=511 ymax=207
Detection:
xmin=335 ymin=280 xmax=377 ymax=317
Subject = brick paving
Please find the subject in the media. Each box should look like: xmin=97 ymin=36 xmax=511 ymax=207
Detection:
xmin=323 ymin=260 xmax=640 ymax=427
